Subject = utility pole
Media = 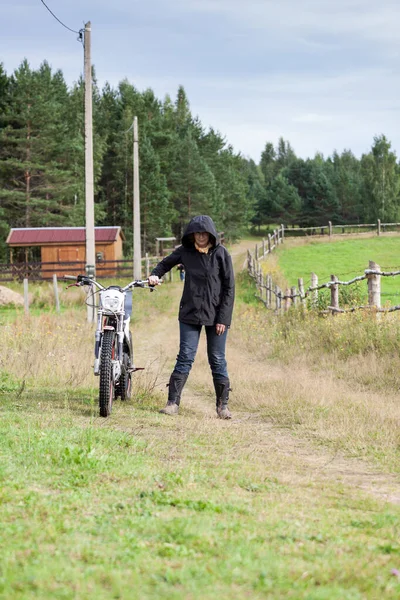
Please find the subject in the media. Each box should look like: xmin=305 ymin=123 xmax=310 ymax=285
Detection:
xmin=133 ymin=116 xmax=142 ymax=279
xmin=84 ymin=21 xmax=96 ymax=322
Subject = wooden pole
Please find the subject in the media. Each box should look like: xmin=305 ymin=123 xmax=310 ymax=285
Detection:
xmin=53 ymin=274 xmax=60 ymax=313
xmin=255 ymin=244 xmax=258 ymax=261
xmin=298 ymin=277 xmax=304 ymax=301
xmin=259 ymin=272 xmax=264 ymax=298
xmin=268 ymin=234 xmax=271 ymax=253
xmin=311 ymin=272 xmax=318 ymax=308
xmin=367 ymin=260 xmax=381 ymax=310
xmin=84 ymin=21 xmax=95 ymax=323
xmin=330 ymin=274 xmax=339 ymax=315
xmin=269 ymin=276 xmax=273 ymax=308
xmin=328 ymin=221 xmax=332 ymax=237
xmin=281 ymin=224 xmax=285 ymax=243
xmin=133 ymin=116 xmax=142 ymax=279
xmin=275 ymin=285 xmax=280 ymax=312
xmin=266 ymin=275 xmax=271 ymax=308
xmin=262 ymin=238 xmax=265 ymax=257
xmin=377 ymin=219 xmax=381 ymax=236
xmin=284 ymin=288 xmax=291 ymax=312
xmin=145 ymin=252 xmax=150 ymax=278
xmin=291 ymin=285 xmax=297 ymax=307
xmin=23 ymin=278 xmax=29 ymax=315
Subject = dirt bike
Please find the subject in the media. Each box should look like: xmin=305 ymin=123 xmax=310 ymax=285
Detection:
xmin=65 ymin=274 xmax=157 ymax=417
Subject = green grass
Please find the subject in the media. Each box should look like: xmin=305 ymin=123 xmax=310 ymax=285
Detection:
xmin=276 ymin=236 xmax=400 ymax=306
xmin=3 ymin=260 xmax=400 ymax=598
xmin=2 ymin=392 xmax=400 ymax=599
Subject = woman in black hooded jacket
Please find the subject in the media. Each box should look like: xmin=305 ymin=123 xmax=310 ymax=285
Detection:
xmin=149 ymin=215 xmax=235 ymax=418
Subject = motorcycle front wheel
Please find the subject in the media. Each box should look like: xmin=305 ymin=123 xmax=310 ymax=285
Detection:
xmin=99 ymin=329 xmax=115 ymax=417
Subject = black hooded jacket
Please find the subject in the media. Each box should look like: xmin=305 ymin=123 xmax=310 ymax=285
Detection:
xmin=151 ymin=215 xmax=235 ymax=326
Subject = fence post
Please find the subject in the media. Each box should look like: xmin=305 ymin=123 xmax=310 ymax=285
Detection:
xmin=291 ymin=285 xmax=297 ymax=307
xmin=367 ymin=260 xmax=381 ymax=310
xmin=145 ymin=252 xmax=150 ymax=278
xmin=23 ymin=278 xmax=29 ymax=315
xmin=53 ymin=274 xmax=60 ymax=313
xmin=275 ymin=285 xmax=280 ymax=312
xmin=255 ymin=244 xmax=259 ymax=261
xmin=330 ymin=274 xmax=339 ymax=315
xmin=281 ymin=224 xmax=285 ymax=243
xmin=377 ymin=219 xmax=381 ymax=236
xmin=284 ymin=288 xmax=291 ymax=312
xmin=329 ymin=221 xmax=332 ymax=237
xmin=268 ymin=234 xmax=272 ymax=253
xmin=298 ymin=278 xmax=305 ymax=303
xmin=268 ymin=276 xmax=273 ymax=308
xmin=258 ymin=269 xmax=264 ymax=298
xmin=311 ymin=272 xmax=318 ymax=309
xmin=262 ymin=238 xmax=265 ymax=257
xmin=265 ymin=275 xmax=270 ymax=308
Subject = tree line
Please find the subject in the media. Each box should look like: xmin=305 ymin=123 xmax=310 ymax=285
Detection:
xmin=0 ymin=59 xmax=399 ymax=261
xmin=0 ymin=60 xmax=254 ymax=261
xmin=254 ymin=135 xmax=400 ymax=229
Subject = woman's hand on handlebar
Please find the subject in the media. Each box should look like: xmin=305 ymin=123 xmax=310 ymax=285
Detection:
xmin=148 ymin=275 xmax=161 ymax=286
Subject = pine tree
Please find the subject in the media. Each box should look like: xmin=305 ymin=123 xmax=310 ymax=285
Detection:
xmin=259 ymin=142 xmax=276 ymax=186
xmin=331 ymin=150 xmax=363 ymax=222
xmin=140 ymin=136 xmax=172 ymax=250
xmin=169 ymin=131 xmax=217 ymax=234
xmin=361 ymin=135 xmax=400 ymax=222
xmin=0 ymin=61 xmax=70 ymax=227
xmin=267 ymin=174 xmax=302 ymax=223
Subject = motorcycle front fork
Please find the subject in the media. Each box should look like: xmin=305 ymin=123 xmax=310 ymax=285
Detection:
xmin=93 ymin=314 xmax=128 ymax=377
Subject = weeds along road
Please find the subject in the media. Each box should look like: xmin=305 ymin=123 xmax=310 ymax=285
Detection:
xmin=2 ymin=238 xmax=400 ymax=598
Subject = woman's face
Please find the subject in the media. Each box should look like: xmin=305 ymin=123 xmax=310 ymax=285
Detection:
xmin=194 ymin=232 xmax=210 ymax=247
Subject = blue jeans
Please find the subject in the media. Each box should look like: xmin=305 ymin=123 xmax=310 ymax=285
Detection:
xmin=174 ymin=322 xmax=229 ymax=380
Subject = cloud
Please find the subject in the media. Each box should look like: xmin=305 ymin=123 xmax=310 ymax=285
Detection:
xmin=2 ymin=0 xmax=400 ymax=160
xmin=292 ymin=114 xmax=334 ymax=124
xmin=173 ymin=0 xmax=400 ymax=43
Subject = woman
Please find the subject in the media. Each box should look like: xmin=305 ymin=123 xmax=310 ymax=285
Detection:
xmin=149 ymin=215 xmax=235 ymax=419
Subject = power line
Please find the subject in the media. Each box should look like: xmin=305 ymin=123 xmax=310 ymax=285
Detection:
xmin=39 ymin=0 xmax=83 ymax=40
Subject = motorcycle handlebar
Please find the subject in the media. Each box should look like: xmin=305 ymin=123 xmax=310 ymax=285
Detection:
xmin=63 ymin=275 xmax=162 ymax=291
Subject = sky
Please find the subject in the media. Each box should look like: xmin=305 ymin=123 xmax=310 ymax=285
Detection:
xmin=1 ymin=0 xmax=400 ymax=161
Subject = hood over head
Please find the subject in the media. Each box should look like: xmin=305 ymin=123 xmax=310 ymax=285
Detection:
xmin=181 ymin=215 xmax=219 ymax=248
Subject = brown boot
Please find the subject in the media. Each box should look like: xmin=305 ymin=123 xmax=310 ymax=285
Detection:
xmin=217 ymin=406 xmax=232 ymax=419
xmin=213 ymin=378 xmax=232 ymax=419
xmin=159 ymin=404 xmax=179 ymax=415
xmin=159 ymin=371 xmax=189 ymax=416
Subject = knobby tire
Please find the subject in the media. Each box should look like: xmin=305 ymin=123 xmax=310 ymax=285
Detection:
xmin=118 ymin=352 xmax=132 ymax=401
xmin=99 ymin=329 xmax=115 ymax=417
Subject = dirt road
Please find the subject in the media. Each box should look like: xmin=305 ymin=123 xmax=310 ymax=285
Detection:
xmin=124 ymin=241 xmax=400 ymax=506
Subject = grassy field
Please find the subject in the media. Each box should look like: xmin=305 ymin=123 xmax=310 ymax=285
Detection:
xmin=2 ymin=389 xmax=400 ymax=599
xmin=275 ymin=235 xmax=400 ymax=306
xmin=2 ymin=246 xmax=400 ymax=598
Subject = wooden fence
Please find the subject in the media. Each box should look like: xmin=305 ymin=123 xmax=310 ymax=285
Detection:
xmin=284 ymin=219 xmax=400 ymax=237
xmin=0 ymin=254 xmax=171 ymax=283
xmin=247 ymin=241 xmax=400 ymax=315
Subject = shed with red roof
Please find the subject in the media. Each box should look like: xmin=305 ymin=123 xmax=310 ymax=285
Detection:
xmin=6 ymin=227 xmax=125 ymax=277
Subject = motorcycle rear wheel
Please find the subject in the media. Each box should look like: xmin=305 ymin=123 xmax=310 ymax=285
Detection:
xmin=118 ymin=352 xmax=132 ymax=401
